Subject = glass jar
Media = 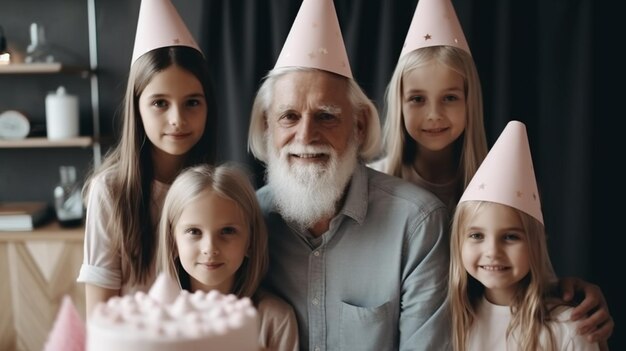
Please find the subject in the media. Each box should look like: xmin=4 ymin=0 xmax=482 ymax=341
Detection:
xmin=54 ymin=166 xmax=84 ymax=227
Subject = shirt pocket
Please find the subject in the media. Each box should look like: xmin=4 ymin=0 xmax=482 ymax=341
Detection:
xmin=339 ymin=300 xmax=394 ymax=351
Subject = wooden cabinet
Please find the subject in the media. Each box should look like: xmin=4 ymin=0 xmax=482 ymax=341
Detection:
xmin=0 ymin=222 xmax=85 ymax=351
xmin=0 ymin=2 xmax=97 ymax=349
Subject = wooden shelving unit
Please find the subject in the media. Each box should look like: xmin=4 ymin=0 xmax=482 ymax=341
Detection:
xmin=0 ymin=3 xmax=97 ymax=351
xmin=0 ymin=136 xmax=93 ymax=148
xmin=0 ymin=220 xmax=84 ymax=241
xmin=0 ymin=0 xmax=101 ymax=167
xmin=0 ymin=63 xmax=90 ymax=75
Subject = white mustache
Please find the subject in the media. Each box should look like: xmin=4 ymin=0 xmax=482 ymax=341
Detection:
xmin=281 ymin=144 xmax=333 ymax=157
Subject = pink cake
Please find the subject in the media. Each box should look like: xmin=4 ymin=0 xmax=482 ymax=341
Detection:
xmin=87 ymin=274 xmax=259 ymax=351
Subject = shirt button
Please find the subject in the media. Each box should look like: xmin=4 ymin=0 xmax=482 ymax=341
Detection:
xmin=313 ymin=251 xmax=320 ymax=257
xmin=312 ymin=298 xmax=319 ymax=305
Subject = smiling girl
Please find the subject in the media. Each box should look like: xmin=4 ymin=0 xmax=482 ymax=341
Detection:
xmin=449 ymin=121 xmax=599 ymax=351
xmin=157 ymin=164 xmax=299 ymax=350
xmin=77 ymin=0 xmax=216 ymax=316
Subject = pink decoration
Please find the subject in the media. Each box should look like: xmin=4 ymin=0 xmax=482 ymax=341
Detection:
xmin=400 ymin=0 xmax=471 ymax=58
xmin=274 ymin=0 xmax=352 ymax=78
xmin=42 ymin=295 xmax=85 ymax=351
xmin=131 ymin=0 xmax=201 ymax=65
xmin=459 ymin=121 xmax=544 ymax=224
xmin=148 ymin=272 xmax=181 ymax=305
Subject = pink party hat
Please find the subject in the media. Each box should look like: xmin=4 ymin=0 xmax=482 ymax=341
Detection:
xmin=274 ymin=0 xmax=352 ymax=78
xmin=131 ymin=0 xmax=201 ymax=65
xmin=42 ymin=296 xmax=85 ymax=351
xmin=459 ymin=120 xmax=544 ymax=224
xmin=400 ymin=0 xmax=471 ymax=58
xmin=148 ymin=272 xmax=181 ymax=304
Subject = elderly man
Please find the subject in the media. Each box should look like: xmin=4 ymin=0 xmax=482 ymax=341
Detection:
xmin=247 ymin=1 xmax=449 ymax=350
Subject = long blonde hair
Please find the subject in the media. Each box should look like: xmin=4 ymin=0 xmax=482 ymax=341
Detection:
xmin=248 ymin=66 xmax=381 ymax=163
xmin=381 ymin=46 xmax=487 ymax=193
xmin=157 ymin=164 xmax=268 ymax=300
xmin=82 ymin=46 xmax=217 ymax=287
xmin=449 ymin=201 xmax=563 ymax=351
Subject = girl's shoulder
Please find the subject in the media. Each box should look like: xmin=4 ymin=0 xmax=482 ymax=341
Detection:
xmin=85 ymin=168 xmax=118 ymax=201
xmin=545 ymin=305 xmax=599 ymax=350
xmin=549 ymin=304 xmax=576 ymax=322
xmin=255 ymin=290 xmax=299 ymax=350
xmin=93 ymin=167 xmax=116 ymax=184
xmin=256 ymin=290 xmax=296 ymax=317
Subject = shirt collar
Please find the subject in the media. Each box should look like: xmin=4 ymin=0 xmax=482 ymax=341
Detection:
xmin=337 ymin=163 xmax=367 ymax=225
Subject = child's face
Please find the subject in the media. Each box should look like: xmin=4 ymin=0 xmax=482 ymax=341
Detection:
xmin=402 ymin=61 xmax=466 ymax=155
xmin=174 ymin=189 xmax=250 ymax=294
xmin=138 ymin=65 xmax=207 ymax=162
xmin=461 ymin=203 xmax=530 ymax=305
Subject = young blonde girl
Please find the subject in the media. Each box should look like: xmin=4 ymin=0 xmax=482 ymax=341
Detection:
xmin=374 ymin=45 xmax=487 ymax=212
xmin=157 ymin=164 xmax=299 ymax=350
xmin=449 ymin=201 xmax=599 ymax=351
xmin=370 ymin=0 xmax=487 ymax=213
xmin=448 ymin=120 xmax=599 ymax=350
xmin=77 ymin=0 xmax=216 ymax=316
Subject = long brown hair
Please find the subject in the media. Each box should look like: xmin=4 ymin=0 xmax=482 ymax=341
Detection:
xmin=83 ymin=46 xmax=217 ymax=287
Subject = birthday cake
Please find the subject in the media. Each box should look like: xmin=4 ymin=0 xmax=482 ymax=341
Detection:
xmin=87 ymin=274 xmax=259 ymax=351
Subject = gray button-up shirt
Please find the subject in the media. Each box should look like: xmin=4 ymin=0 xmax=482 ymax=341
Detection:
xmin=258 ymin=164 xmax=451 ymax=351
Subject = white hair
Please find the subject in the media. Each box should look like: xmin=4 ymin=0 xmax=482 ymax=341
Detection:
xmin=248 ymin=67 xmax=381 ymax=163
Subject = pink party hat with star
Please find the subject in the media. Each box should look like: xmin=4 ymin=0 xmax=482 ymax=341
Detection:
xmin=42 ymin=295 xmax=86 ymax=351
xmin=459 ymin=120 xmax=544 ymax=224
xmin=131 ymin=0 xmax=201 ymax=65
xmin=274 ymin=0 xmax=352 ymax=78
xmin=400 ymin=0 xmax=471 ymax=58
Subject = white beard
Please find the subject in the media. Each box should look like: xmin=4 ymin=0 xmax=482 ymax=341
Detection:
xmin=265 ymin=135 xmax=359 ymax=231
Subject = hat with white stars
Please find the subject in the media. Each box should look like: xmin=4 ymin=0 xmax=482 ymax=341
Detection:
xmin=274 ymin=0 xmax=352 ymax=78
xmin=131 ymin=0 xmax=202 ymax=66
xmin=400 ymin=0 xmax=471 ymax=58
xmin=459 ymin=120 xmax=544 ymax=224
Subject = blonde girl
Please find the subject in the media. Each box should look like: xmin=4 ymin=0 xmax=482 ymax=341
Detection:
xmin=374 ymin=45 xmax=487 ymax=211
xmin=449 ymin=120 xmax=602 ymax=350
xmin=449 ymin=201 xmax=599 ymax=351
xmin=157 ymin=164 xmax=299 ymax=350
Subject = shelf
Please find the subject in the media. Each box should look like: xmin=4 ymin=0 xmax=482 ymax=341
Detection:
xmin=0 ymin=63 xmax=90 ymax=75
xmin=0 ymin=220 xmax=84 ymax=241
xmin=0 ymin=136 xmax=94 ymax=148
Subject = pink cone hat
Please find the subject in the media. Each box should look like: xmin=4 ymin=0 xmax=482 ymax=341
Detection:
xmin=459 ymin=120 xmax=544 ymax=224
xmin=131 ymin=0 xmax=202 ymax=65
xmin=148 ymin=272 xmax=181 ymax=304
xmin=43 ymin=296 xmax=85 ymax=351
xmin=274 ymin=0 xmax=352 ymax=78
xmin=400 ymin=0 xmax=471 ymax=58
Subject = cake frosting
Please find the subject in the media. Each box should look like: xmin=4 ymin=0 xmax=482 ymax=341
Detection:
xmin=87 ymin=273 xmax=259 ymax=351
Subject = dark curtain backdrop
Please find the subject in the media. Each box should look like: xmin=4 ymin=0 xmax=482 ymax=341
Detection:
xmin=200 ymin=1 xmax=621 ymax=348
